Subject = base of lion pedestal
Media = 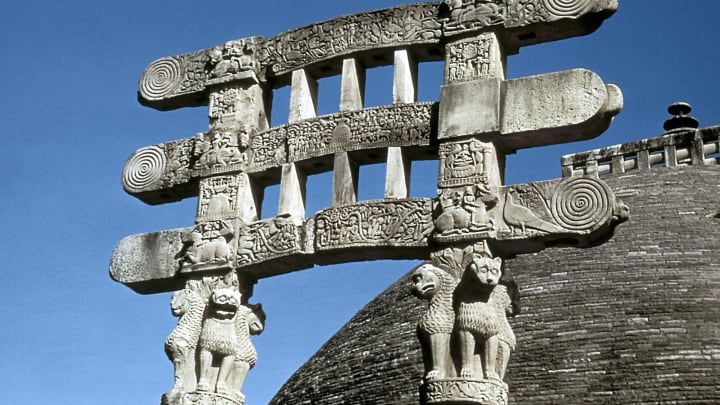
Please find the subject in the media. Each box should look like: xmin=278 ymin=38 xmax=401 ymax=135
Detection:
xmin=420 ymin=378 xmax=508 ymax=405
xmin=161 ymin=391 xmax=244 ymax=405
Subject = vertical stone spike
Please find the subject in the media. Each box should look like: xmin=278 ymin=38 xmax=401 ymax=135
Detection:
xmin=332 ymin=152 xmax=359 ymax=206
xmin=279 ymin=162 xmax=307 ymax=221
xmin=237 ymin=173 xmax=262 ymax=223
xmin=289 ymin=69 xmax=318 ymax=122
xmin=385 ymin=147 xmax=411 ymax=199
xmin=393 ymin=49 xmax=417 ymax=104
xmin=340 ymin=58 xmax=365 ymax=112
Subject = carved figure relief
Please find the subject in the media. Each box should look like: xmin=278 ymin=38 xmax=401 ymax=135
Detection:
xmin=442 ymin=0 xmax=506 ymax=35
xmin=315 ymin=200 xmax=433 ymax=250
xmin=178 ymin=220 xmax=235 ymax=272
xmin=197 ymin=176 xmax=242 ymax=221
xmin=446 ymin=36 xmax=496 ymax=83
xmin=194 ymin=130 xmax=251 ymax=175
xmin=236 ymin=218 xmax=304 ymax=266
xmin=434 ymin=184 xmax=498 ymax=242
xmin=439 ymin=138 xmax=491 ymax=188
xmin=207 ymin=39 xmax=259 ymax=85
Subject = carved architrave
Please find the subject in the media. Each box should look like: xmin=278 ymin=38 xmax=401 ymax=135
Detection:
xmin=315 ymin=199 xmax=433 ymax=250
xmin=257 ymin=4 xmax=441 ymax=77
xmin=442 ymin=0 xmax=506 ymax=36
xmin=197 ymin=175 xmax=242 ymax=222
xmin=235 ymin=218 xmax=306 ymax=266
xmin=288 ymin=103 xmax=434 ymax=163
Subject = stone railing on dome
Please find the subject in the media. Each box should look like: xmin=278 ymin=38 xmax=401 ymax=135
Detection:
xmin=562 ymin=103 xmax=720 ymax=178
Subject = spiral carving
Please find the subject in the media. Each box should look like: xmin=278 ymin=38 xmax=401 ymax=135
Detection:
xmin=551 ymin=177 xmax=612 ymax=231
xmin=123 ymin=146 xmax=166 ymax=193
xmin=139 ymin=57 xmax=182 ymax=100
xmin=542 ymin=0 xmax=590 ymax=17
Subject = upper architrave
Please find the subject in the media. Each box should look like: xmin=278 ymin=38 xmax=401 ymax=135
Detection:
xmin=137 ymin=0 xmax=618 ymax=110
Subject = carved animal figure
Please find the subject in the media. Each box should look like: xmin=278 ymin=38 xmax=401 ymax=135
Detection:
xmin=232 ymin=303 xmax=266 ymax=401
xmin=197 ymin=288 xmax=242 ymax=395
xmin=454 ymin=255 xmax=503 ymax=379
xmin=411 ymin=263 xmax=458 ymax=380
xmin=163 ymin=287 xmax=205 ymax=401
xmin=181 ymin=223 xmax=234 ymax=268
xmin=503 ymin=189 xmax=563 ymax=235
xmin=488 ymin=284 xmax=516 ymax=380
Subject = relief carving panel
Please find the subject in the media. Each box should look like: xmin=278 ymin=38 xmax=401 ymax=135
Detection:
xmin=288 ymin=103 xmax=434 ymax=162
xmin=257 ymin=4 xmax=441 ymax=77
xmin=235 ymin=218 xmax=306 ymax=266
xmin=315 ymin=199 xmax=434 ymax=250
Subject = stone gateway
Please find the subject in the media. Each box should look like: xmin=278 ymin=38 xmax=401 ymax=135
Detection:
xmin=111 ymin=1 xmax=633 ymax=404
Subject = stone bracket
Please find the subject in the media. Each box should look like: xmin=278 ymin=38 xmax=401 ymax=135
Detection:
xmin=439 ymin=68 xmax=623 ymax=150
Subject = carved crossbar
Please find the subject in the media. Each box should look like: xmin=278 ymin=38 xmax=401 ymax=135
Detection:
xmin=112 ymin=2 xmax=627 ymax=404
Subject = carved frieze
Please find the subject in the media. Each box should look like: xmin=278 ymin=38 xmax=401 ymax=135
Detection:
xmin=236 ymin=218 xmax=306 ymax=266
xmin=507 ymin=0 xmax=595 ymax=26
xmin=257 ymin=4 xmax=441 ymax=77
xmin=434 ymin=184 xmax=499 ymax=243
xmin=423 ymin=379 xmax=508 ymax=404
xmin=288 ymin=103 xmax=434 ymax=162
xmin=315 ymin=199 xmax=433 ymax=250
xmin=441 ymin=0 xmax=506 ymax=36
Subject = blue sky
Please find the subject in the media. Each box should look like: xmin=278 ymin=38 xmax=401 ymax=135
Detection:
xmin=1 ymin=1 xmax=719 ymax=404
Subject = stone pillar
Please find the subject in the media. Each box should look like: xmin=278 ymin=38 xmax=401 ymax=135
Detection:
xmin=332 ymin=58 xmax=364 ymax=206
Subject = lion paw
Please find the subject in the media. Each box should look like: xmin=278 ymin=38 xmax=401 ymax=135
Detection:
xmin=460 ymin=367 xmax=474 ymax=378
xmin=426 ymin=369 xmax=441 ymax=380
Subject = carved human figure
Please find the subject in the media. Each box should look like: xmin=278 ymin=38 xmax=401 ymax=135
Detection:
xmin=163 ymin=283 xmax=205 ymax=401
xmin=231 ymin=303 xmax=266 ymax=400
xmin=454 ymin=255 xmax=503 ymax=380
xmin=411 ymin=263 xmax=458 ymax=380
xmin=197 ymin=288 xmax=242 ymax=395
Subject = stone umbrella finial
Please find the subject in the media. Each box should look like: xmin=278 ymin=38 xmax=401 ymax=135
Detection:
xmin=663 ymin=102 xmax=699 ymax=132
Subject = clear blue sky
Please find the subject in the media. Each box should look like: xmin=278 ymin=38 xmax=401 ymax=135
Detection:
xmin=1 ymin=1 xmax=718 ymax=404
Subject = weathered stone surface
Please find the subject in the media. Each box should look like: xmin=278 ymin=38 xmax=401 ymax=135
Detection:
xmin=438 ymin=68 xmax=623 ymax=147
xmin=137 ymin=1 xmax=618 ymax=110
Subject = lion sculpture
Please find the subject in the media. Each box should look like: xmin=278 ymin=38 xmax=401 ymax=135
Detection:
xmin=163 ymin=284 xmax=205 ymax=402
xmin=411 ymin=262 xmax=458 ymax=380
